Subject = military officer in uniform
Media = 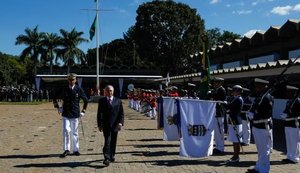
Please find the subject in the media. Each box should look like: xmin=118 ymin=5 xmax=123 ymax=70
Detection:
xmin=281 ymin=85 xmax=300 ymax=164
xmin=241 ymin=87 xmax=252 ymax=146
xmin=226 ymin=85 xmax=244 ymax=163
xmin=246 ymin=78 xmax=273 ymax=173
xmin=212 ymin=77 xmax=227 ymax=155
xmin=53 ymin=73 xmax=88 ymax=158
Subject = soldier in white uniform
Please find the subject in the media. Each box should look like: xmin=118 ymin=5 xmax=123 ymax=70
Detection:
xmin=53 ymin=73 xmax=88 ymax=158
xmin=226 ymin=85 xmax=244 ymax=163
xmin=241 ymin=87 xmax=252 ymax=146
xmin=247 ymin=78 xmax=273 ymax=173
xmin=211 ymin=77 xmax=227 ymax=155
xmin=281 ymin=85 xmax=300 ymax=164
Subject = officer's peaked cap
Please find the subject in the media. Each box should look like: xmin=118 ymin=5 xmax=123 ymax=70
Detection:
xmin=212 ymin=77 xmax=224 ymax=82
xmin=242 ymin=87 xmax=250 ymax=92
xmin=232 ymin=85 xmax=242 ymax=91
xmin=286 ymin=85 xmax=299 ymax=91
xmin=254 ymin=78 xmax=269 ymax=85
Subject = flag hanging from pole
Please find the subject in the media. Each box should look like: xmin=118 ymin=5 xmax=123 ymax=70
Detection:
xmin=166 ymin=72 xmax=170 ymax=87
xmin=199 ymin=36 xmax=211 ymax=99
xmin=162 ymin=97 xmax=180 ymax=141
xmin=89 ymin=15 xmax=97 ymax=41
xmin=178 ymin=99 xmax=216 ymax=158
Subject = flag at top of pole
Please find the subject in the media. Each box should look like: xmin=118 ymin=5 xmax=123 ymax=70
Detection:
xmin=199 ymin=34 xmax=211 ymax=99
xmin=89 ymin=15 xmax=97 ymax=41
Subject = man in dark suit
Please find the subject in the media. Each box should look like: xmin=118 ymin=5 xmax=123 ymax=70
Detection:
xmin=97 ymin=85 xmax=124 ymax=166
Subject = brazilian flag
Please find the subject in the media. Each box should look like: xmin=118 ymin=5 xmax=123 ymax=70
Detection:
xmin=89 ymin=15 xmax=97 ymax=41
xmin=199 ymin=38 xmax=211 ymax=99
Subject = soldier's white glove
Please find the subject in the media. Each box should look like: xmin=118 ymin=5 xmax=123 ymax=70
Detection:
xmin=280 ymin=113 xmax=287 ymax=119
xmin=246 ymin=111 xmax=254 ymax=120
xmin=58 ymin=107 xmax=63 ymax=114
xmin=80 ymin=111 xmax=85 ymax=117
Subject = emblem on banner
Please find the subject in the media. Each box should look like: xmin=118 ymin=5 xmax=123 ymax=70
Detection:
xmin=167 ymin=115 xmax=177 ymax=125
xmin=188 ymin=124 xmax=207 ymax=136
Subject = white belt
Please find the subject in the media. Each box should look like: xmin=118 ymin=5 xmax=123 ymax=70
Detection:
xmin=253 ymin=118 xmax=271 ymax=124
xmin=285 ymin=117 xmax=300 ymax=121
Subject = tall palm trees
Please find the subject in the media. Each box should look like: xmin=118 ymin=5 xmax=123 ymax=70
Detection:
xmin=56 ymin=28 xmax=88 ymax=73
xmin=15 ymin=26 xmax=43 ymax=75
xmin=16 ymin=26 xmax=88 ymax=74
xmin=40 ymin=32 xmax=61 ymax=74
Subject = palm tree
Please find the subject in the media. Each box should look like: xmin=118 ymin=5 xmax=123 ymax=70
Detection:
xmin=40 ymin=32 xmax=61 ymax=74
xmin=56 ymin=28 xmax=88 ymax=73
xmin=15 ymin=26 xmax=44 ymax=75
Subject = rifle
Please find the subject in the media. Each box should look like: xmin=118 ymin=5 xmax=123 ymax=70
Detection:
xmin=227 ymin=115 xmax=244 ymax=154
xmin=263 ymin=56 xmax=299 ymax=96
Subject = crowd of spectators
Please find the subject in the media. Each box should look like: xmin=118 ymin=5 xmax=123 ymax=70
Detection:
xmin=0 ymin=85 xmax=50 ymax=102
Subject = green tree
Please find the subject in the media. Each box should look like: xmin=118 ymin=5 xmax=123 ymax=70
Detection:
xmin=206 ymin=28 xmax=241 ymax=48
xmin=219 ymin=30 xmax=241 ymax=44
xmin=56 ymin=28 xmax=88 ymax=73
xmin=15 ymin=26 xmax=43 ymax=75
xmin=40 ymin=32 xmax=61 ymax=74
xmin=0 ymin=53 xmax=26 ymax=85
xmin=123 ymin=26 xmax=140 ymax=66
xmin=134 ymin=0 xmax=205 ymax=75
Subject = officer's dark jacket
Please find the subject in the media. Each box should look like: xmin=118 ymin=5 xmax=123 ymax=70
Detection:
xmin=213 ymin=86 xmax=226 ymax=117
xmin=54 ymin=85 xmax=88 ymax=118
xmin=250 ymin=90 xmax=273 ymax=129
xmin=283 ymin=97 xmax=300 ymax=128
xmin=241 ymin=96 xmax=252 ymax=120
xmin=228 ymin=96 xmax=243 ymax=125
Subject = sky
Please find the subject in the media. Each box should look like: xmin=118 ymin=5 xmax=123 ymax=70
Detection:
xmin=0 ymin=0 xmax=299 ymax=56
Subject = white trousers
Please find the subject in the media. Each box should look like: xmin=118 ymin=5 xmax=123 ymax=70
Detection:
xmin=227 ymin=124 xmax=242 ymax=143
xmin=285 ymin=127 xmax=300 ymax=163
xmin=252 ymin=127 xmax=272 ymax=173
xmin=62 ymin=117 xmax=79 ymax=152
xmin=151 ymin=107 xmax=157 ymax=118
xmin=213 ymin=117 xmax=224 ymax=152
xmin=242 ymin=120 xmax=251 ymax=144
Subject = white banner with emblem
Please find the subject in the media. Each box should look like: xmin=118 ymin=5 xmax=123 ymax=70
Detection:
xmin=178 ymin=99 xmax=216 ymax=158
xmin=162 ymin=97 xmax=180 ymax=141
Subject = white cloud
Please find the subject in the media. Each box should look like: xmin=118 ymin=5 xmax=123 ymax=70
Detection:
xmin=252 ymin=1 xmax=259 ymax=6
xmin=232 ymin=10 xmax=252 ymax=15
xmin=210 ymin=0 xmax=219 ymax=4
xmin=243 ymin=30 xmax=264 ymax=38
xmin=252 ymin=0 xmax=275 ymax=6
xmin=226 ymin=4 xmax=231 ymax=7
xmin=271 ymin=5 xmax=293 ymax=15
xmin=293 ymin=4 xmax=300 ymax=12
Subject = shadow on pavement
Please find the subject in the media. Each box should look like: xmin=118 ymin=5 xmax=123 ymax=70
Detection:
xmin=14 ymin=160 xmax=105 ymax=169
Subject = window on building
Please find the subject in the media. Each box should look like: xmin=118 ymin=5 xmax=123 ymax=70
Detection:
xmin=223 ymin=61 xmax=240 ymax=69
xmin=210 ymin=64 xmax=218 ymax=70
xmin=289 ymin=48 xmax=300 ymax=59
xmin=249 ymin=54 xmax=274 ymax=65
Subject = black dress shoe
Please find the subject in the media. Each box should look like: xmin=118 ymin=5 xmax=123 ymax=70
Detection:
xmin=73 ymin=151 xmax=80 ymax=156
xmin=213 ymin=149 xmax=224 ymax=155
xmin=282 ymin=158 xmax=297 ymax=164
xmin=59 ymin=150 xmax=70 ymax=158
xmin=103 ymin=159 xmax=110 ymax=166
xmin=246 ymin=168 xmax=259 ymax=173
xmin=110 ymin=158 xmax=115 ymax=162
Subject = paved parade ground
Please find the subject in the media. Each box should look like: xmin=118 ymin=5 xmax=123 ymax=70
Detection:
xmin=0 ymin=101 xmax=298 ymax=173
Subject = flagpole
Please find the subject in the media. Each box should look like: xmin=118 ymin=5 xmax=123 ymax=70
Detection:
xmin=96 ymin=0 xmax=100 ymax=95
